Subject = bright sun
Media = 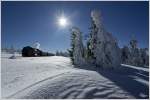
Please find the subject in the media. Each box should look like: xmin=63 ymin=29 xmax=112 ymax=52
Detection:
xmin=58 ymin=17 xmax=67 ymax=27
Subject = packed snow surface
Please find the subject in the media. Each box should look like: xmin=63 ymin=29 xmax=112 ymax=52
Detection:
xmin=1 ymin=53 xmax=149 ymax=99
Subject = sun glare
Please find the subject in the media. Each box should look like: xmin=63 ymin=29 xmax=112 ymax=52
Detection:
xmin=58 ymin=17 xmax=67 ymax=27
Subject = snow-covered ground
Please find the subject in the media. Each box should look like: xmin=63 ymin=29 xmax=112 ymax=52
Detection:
xmin=1 ymin=53 xmax=149 ymax=99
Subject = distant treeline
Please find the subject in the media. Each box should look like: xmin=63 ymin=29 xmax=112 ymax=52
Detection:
xmin=2 ymin=46 xmax=21 ymax=54
xmin=55 ymin=50 xmax=69 ymax=57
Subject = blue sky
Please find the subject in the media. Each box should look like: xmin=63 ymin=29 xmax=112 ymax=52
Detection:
xmin=1 ymin=1 xmax=149 ymax=53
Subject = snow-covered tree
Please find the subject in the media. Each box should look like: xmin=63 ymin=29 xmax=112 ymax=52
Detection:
xmin=121 ymin=38 xmax=149 ymax=67
xmin=140 ymin=48 xmax=149 ymax=66
xmin=89 ymin=10 xmax=121 ymax=68
xmin=121 ymin=46 xmax=131 ymax=64
xmin=143 ymin=48 xmax=149 ymax=66
xmin=56 ymin=50 xmax=59 ymax=56
xmin=85 ymin=16 xmax=99 ymax=65
xmin=128 ymin=39 xmax=142 ymax=66
xmin=70 ymin=27 xmax=85 ymax=66
xmin=69 ymin=29 xmax=76 ymax=64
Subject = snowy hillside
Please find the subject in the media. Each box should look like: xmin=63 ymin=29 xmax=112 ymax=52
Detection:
xmin=1 ymin=53 xmax=149 ymax=99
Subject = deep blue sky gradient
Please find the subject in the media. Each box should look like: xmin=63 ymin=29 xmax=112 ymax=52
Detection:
xmin=1 ymin=1 xmax=149 ymax=52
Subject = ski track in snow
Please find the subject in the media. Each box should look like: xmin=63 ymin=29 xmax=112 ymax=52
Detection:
xmin=9 ymin=71 xmax=133 ymax=99
xmin=1 ymin=53 xmax=149 ymax=99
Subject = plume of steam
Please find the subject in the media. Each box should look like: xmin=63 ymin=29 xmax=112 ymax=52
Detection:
xmin=33 ymin=41 xmax=40 ymax=49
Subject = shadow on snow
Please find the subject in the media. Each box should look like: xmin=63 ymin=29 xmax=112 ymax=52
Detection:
xmin=74 ymin=64 xmax=149 ymax=99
